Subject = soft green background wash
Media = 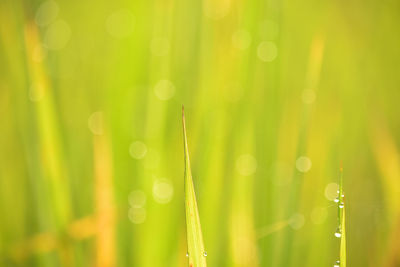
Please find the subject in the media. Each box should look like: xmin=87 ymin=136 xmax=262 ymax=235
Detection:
xmin=1 ymin=0 xmax=400 ymax=266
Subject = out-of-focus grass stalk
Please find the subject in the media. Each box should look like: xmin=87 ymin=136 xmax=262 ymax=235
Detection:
xmin=136 ymin=2 xmax=177 ymax=265
xmin=279 ymin=35 xmax=325 ymax=267
xmin=23 ymin=21 xmax=71 ymax=229
xmin=384 ymin=219 xmax=400 ymax=267
xmin=93 ymin=124 xmax=116 ymax=267
xmin=229 ymin=123 xmax=259 ymax=267
xmin=200 ymin=110 xmax=229 ymax=266
xmin=182 ymin=107 xmax=207 ymax=267
xmin=9 ymin=215 xmax=97 ymax=263
xmin=370 ymin=121 xmax=400 ymax=221
xmin=23 ymin=20 xmax=73 ymax=266
xmin=0 ymin=2 xmax=30 ymax=263
xmin=370 ymin=119 xmax=400 ymax=265
xmin=193 ymin=19 xmax=236 ymax=260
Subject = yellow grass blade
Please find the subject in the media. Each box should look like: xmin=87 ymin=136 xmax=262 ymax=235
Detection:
xmin=182 ymin=106 xmax=207 ymax=267
xmin=337 ymin=167 xmax=346 ymax=267
xmin=340 ymin=205 xmax=346 ymax=267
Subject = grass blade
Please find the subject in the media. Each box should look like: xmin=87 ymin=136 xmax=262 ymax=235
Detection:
xmin=340 ymin=205 xmax=346 ymax=267
xmin=182 ymin=106 xmax=207 ymax=267
xmin=337 ymin=167 xmax=346 ymax=267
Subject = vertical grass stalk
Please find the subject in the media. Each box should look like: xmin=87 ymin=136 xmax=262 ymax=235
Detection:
xmin=334 ymin=168 xmax=346 ymax=267
xmin=182 ymin=107 xmax=207 ymax=267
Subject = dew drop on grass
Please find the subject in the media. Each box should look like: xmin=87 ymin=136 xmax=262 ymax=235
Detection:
xmin=186 ymin=252 xmax=189 ymax=257
xmin=35 ymin=0 xmax=59 ymax=27
xmin=152 ymin=178 xmax=174 ymax=204
xmin=128 ymin=190 xmax=146 ymax=208
xmin=88 ymin=111 xmax=104 ymax=135
xmin=333 ymin=260 xmax=340 ymax=267
xmin=334 ymin=228 xmax=342 ymax=238
xmin=339 ymin=202 xmax=344 ymax=209
xmin=257 ymin=41 xmax=278 ymax=62
xmin=203 ymin=251 xmax=207 ymax=257
xmin=295 ymin=156 xmax=312 ymax=173
xmin=129 ymin=141 xmax=147 ymax=159
xmin=325 ymin=183 xmax=339 ymax=201
xmin=128 ymin=207 xmax=146 ymax=224
xmin=334 ymin=197 xmax=339 ymax=203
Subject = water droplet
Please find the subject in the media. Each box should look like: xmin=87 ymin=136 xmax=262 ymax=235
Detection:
xmin=152 ymin=178 xmax=174 ymax=204
xmin=154 ymin=79 xmax=175 ymax=100
xmin=128 ymin=190 xmax=146 ymax=208
xmin=35 ymin=0 xmax=59 ymax=27
xmin=334 ymin=197 xmax=339 ymax=203
xmin=88 ymin=111 xmax=104 ymax=135
xmin=257 ymin=41 xmax=278 ymax=62
xmin=334 ymin=228 xmax=342 ymax=238
xmin=128 ymin=207 xmax=146 ymax=224
xmin=203 ymin=251 xmax=207 ymax=257
xmin=186 ymin=252 xmax=189 ymax=257
xmin=325 ymin=183 xmax=339 ymax=201
xmin=339 ymin=202 xmax=344 ymax=209
xmin=129 ymin=141 xmax=147 ymax=159
xmin=295 ymin=156 xmax=312 ymax=173
xmin=333 ymin=260 xmax=340 ymax=267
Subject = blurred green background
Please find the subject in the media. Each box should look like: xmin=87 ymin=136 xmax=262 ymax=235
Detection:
xmin=1 ymin=0 xmax=400 ymax=266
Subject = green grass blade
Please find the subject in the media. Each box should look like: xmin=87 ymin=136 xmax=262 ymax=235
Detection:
xmin=340 ymin=205 xmax=346 ymax=267
xmin=182 ymin=106 xmax=207 ymax=267
xmin=338 ymin=167 xmax=346 ymax=267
